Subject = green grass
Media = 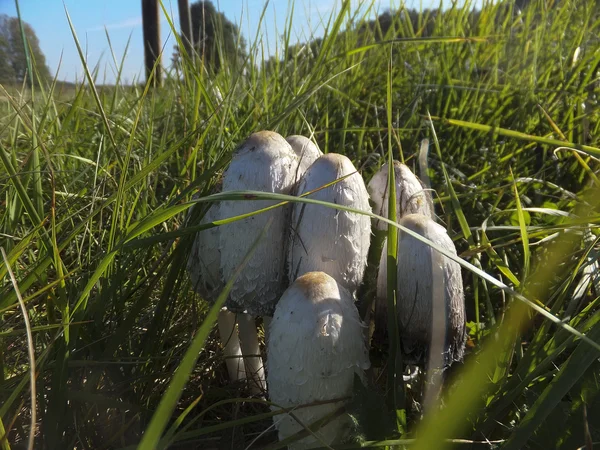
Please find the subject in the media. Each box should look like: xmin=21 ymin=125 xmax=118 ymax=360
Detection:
xmin=1 ymin=0 xmax=600 ymax=448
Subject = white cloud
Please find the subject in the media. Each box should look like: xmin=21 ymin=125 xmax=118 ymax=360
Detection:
xmin=87 ymin=16 xmax=143 ymax=33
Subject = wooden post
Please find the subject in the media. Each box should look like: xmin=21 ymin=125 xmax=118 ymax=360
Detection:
xmin=178 ymin=0 xmax=193 ymax=59
xmin=141 ymin=0 xmax=161 ymax=85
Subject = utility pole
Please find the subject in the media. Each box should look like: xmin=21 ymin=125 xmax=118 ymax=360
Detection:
xmin=178 ymin=0 xmax=193 ymax=60
xmin=141 ymin=0 xmax=162 ymax=86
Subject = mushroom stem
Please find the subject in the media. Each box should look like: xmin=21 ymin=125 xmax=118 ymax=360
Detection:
xmin=217 ymin=309 xmax=245 ymax=382
xmin=237 ymin=313 xmax=266 ymax=394
xmin=418 ymin=138 xmax=431 ymax=192
xmin=262 ymin=316 xmax=272 ymax=341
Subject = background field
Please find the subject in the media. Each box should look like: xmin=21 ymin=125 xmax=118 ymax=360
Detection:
xmin=1 ymin=0 xmax=599 ymax=448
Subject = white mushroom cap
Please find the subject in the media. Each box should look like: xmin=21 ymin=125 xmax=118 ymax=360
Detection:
xmin=286 ymin=135 xmax=323 ymax=179
xmin=288 ymin=153 xmax=371 ymax=293
xmin=267 ymin=271 xmax=370 ymax=449
xmin=187 ymin=203 xmax=223 ymax=301
xmin=375 ymin=214 xmax=465 ymax=367
xmin=367 ymin=161 xmax=434 ymax=230
xmin=219 ymin=131 xmax=299 ymax=316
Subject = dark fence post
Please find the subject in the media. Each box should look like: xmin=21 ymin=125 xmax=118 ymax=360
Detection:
xmin=178 ymin=0 xmax=193 ymax=60
xmin=141 ymin=0 xmax=162 ymax=86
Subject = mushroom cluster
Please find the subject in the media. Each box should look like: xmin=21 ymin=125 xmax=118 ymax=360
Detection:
xmin=187 ymin=132 xmax=466 ymax=448
xmin=368 ymin=160 xmax=466 ymax=374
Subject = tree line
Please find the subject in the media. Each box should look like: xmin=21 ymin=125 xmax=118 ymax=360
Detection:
xmin=0 ymin=14 xmax=50 ymax=86
xmin=1 ymin=1 xmax=552 ymax=87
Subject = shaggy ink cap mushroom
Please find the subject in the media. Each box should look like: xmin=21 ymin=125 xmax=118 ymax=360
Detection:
xmin=286 ymin=135 xmax=323 ymax=180
xmin=219 ymin=130 xmax=299 ymax=317
xmin=288 ymin=153 xmax=371 ymax=294
xmin=267 ymin=271 xmax=370 ymax=449
xmin=367 ymin=161 xmax=434 ymax=230
xmin=375 ymin=213 xmax=466 ymax=368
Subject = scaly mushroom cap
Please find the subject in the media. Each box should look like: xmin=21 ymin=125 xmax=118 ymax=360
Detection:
xmin=367 ymin=161 xmax=434 ymax=230
xmin=267 ymin=271 xmax=370 ymax=449
xmin=288 ymin=153 xmax=371 ymax=293
xmin=286 ymin=135 xmax=323 ymax=180
xmin=219 ymin=131 xmax=299 ymax=316
xmin=375 ymin=214 xmax=466 ymax=367
xmin=187 ymin=203 xmax=223 ymax=301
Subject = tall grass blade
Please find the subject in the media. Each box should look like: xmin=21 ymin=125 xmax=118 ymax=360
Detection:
xmin=503 ymin=319 xmax=600 ymax=450
xmin=385 ymin=45 xmax=405 ymax=431
xmin=63 ymin=5 xmax=121 ymax=164
xmin=434 ymin=116 xmax=600 ymax=157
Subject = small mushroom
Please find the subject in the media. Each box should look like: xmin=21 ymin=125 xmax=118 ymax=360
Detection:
xmin=367 ymin=161 xmax=434 ymax=230
xmin=267 ymin=271 xmax=370 ymax=449
xmin=375 ymin=213 xmax=466 ymax=369
xmin=288 ymin=153 xmax=371 ymax=294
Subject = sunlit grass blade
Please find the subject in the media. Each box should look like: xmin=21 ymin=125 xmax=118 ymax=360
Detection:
xmin=511 ymin=170 xmax=531 ymax=281
xmin=480 ymin=229 xmax=520 ymax=287
xmin=427 ymin=112 xmax=493 ymax=332
xmin=63 ymin=4 xmax=121 ymax=164
xmin=433 ymin=116 xmax=600 ymax=157
xmin=157 ymin=394 xmax=203 ymax=450
xmin=384 ymin=45 xmax=405 ymax=432
xmin=1 ymin=247 xmax=36 ymax=450
xmin=14 ymin=0 xmax=43 ymax=220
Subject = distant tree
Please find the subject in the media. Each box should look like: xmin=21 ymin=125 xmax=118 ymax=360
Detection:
xmin=173 ymin=1 xmax=245 ymax=73
xmin=0 ymin=33 xmax=16 ymax=83
xmin=0 ymin=15 xmax=50 ymax=85
xmin=514 ymin=0 xmax=531 ymax=9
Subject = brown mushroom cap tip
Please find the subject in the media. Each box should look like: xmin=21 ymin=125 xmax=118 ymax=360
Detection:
xmin=293 ymin=272 xmax=337 ymax=300
xmin=247 ymin=130 xmax=284 ymax=143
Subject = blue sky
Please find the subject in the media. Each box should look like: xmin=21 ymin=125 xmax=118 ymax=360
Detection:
xmin=0 ymin=0 xmax=481 ymax=84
